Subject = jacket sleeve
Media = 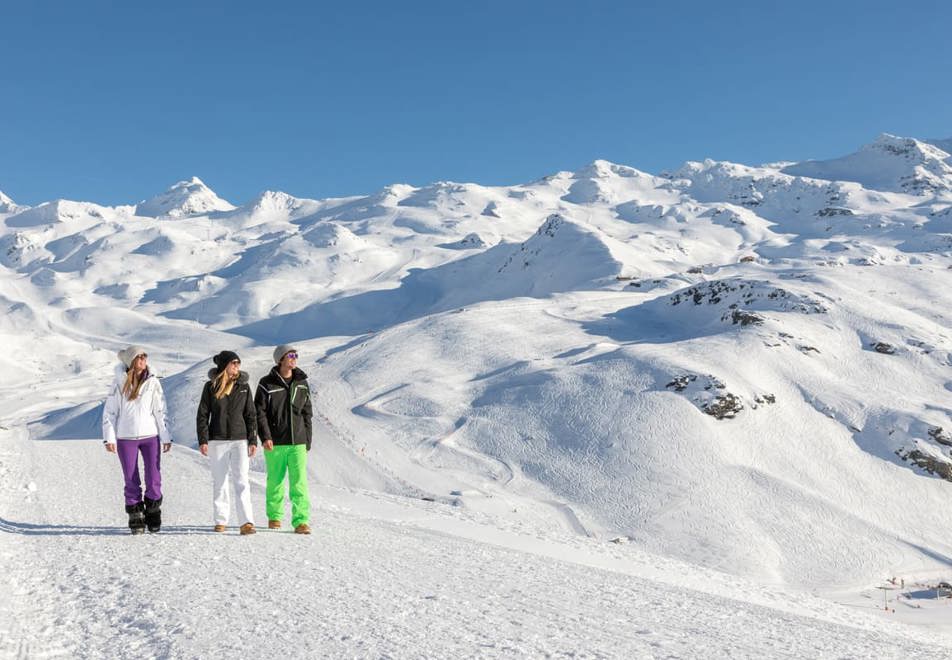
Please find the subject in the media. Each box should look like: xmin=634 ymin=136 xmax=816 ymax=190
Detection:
xmin=244 ymin=386 xmax=258 ymax=446
xmin=102 ymin=382 xmax=120 ymax=444
xmin=303 ymin=386 xmax=313 ymax=451
xmin=196 ymin=382 xmax=211 ymax=445
xmin=255 ymin=382 xmax=272 ymax=442
xmin=151 ymin=379 xmax=172 ymax=444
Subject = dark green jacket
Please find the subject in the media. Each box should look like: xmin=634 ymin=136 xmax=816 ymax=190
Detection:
xmin=255 ymin=367 xmax=313 ymax=450
xmin=196 ymin=370 xmax=257 ymax=446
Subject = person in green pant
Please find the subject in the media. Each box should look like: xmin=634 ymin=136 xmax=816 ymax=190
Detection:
xmin=255 ymin=344 xmax=313 ymax=534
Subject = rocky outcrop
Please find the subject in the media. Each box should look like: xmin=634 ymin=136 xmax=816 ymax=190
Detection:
xmin=665 ymin=374 xmax=745 ymax=420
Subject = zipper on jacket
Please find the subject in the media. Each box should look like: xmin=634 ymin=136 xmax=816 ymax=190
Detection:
xmin=289 ymin=382 xmax=295 ymax=444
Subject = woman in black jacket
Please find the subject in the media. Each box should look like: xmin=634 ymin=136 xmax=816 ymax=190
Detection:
xmin=196 ymin=350 xmax=258 ymax=535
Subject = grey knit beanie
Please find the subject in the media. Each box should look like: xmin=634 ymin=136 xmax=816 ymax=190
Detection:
xmin=118 ymin=346 xmax=148 ymax=369
xmin=273 ymin=344 xmax=298 ymax=364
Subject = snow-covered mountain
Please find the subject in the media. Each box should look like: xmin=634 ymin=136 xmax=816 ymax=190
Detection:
xmin=4 ymin=133 xmax=952 ymax=655
xmin=0 ymin=189 xmax=21 ymax=214
xmin=782 ymin=133 xmax=952 ymax=195
xmin=135 ymin=176 xmax=236 ymax=218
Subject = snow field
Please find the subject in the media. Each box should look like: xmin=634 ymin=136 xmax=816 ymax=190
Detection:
xmin=3 ymin=132 xmax=952 ymax=655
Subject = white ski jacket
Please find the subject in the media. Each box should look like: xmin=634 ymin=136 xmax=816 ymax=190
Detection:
xmin=102 ymin=365 xmax=171 ymax=444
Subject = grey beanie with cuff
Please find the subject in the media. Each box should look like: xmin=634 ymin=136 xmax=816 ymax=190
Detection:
xmin=273 ymin=344 xmax=298 ymax=364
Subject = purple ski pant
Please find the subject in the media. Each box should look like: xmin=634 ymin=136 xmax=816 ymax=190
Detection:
xmin=116 ymin=436 xmax=162 ymax=506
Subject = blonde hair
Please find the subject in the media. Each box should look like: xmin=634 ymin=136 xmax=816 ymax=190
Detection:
xmin=122 ymin=369 xmax=146 ymax=400
xmin=213 ymin=370 xmax=236 ymax=400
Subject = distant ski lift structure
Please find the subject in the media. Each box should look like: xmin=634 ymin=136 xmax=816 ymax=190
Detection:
xmin=876 ymin=584 xmax=898 ymax=612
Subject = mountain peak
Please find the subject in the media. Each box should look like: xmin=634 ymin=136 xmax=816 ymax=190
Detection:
xmin=0 ymin=190 xmax=16 ymax=212
xmin=136 ymin=177 xmax=235 ymax=218
xmin=781 ymin=133 xmax=952 ymax=194
xmin=574 ymin=159 xmax=647 ymax=179
xmin=862 ymin=133 xmax=950 ymax=161
xmin=249 ymin=190 xmax=300 ymax=211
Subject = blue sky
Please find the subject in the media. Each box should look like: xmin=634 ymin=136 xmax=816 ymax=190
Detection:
xmin=1 ymin=0 xmax=949 ymax=206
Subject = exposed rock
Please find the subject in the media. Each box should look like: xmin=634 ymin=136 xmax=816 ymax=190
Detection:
xmin=896 ymin=448 xmax=952 ymax=482
xmin=668 ymin=279 xmax=828 ymax=315
xmin=928 ymin=427 xmax=952 ymax=447
xmin=703 ymin=377 xmax=726 ymax=391
xmin=724 ymin=309 xmax=764 ymax=326
xmin=665 ymin=374 xmax=697 ymax=392
xmin=665 ymin=374 xmax=742 ymax=420
xmin=702 ymin=393 xmax=744 ymax=420
xmin=817 ymin=207 xmax=854 ymax=217
xmin=872 ymin=342 xmax=897 ymax=355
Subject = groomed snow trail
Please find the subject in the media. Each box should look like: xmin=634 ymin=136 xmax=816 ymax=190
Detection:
xmin=1 ymin=427 xmax=950 ymax=659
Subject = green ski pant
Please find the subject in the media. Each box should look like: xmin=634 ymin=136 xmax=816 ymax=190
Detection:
xmin=264 ymin=444 xmax=310 ymax=527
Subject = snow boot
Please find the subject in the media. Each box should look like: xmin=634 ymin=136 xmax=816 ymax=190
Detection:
xmin=144 ymin=497 xmax=162 ymax=533
xmin=126 ymin=503 xmax=145 ymax=535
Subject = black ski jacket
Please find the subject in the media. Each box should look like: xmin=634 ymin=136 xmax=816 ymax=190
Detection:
xmin=196 ymin=370 xmax=257 ymax=446
xmin=255 ymin=367 xmax=313 ymax=450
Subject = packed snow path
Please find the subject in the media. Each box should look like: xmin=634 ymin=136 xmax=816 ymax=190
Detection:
xmin=2 ymin=428 xmax=950 ymax=659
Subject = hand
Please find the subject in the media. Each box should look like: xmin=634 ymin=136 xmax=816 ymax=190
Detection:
xmin=200 ymin=444 xmax=209 ymax=456
xmin=263 ymin=440 xmax=274 ymax=451
xmin=248 ymin=444 xmax=258 ymax=457
xmin=162 ymin=443 xmax=172 ymax=453
xmin=104 ymin=443 xmax=116 ymax=453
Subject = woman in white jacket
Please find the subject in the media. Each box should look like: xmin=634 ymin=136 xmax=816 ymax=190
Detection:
xmin=102 ymin=346 xmax=172 ymax=534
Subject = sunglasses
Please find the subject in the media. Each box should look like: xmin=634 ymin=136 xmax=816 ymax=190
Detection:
xmin=229 ymin=359 xmax=241 ymax=365
xmin=285 ymin=352 xmax=299 ymax=360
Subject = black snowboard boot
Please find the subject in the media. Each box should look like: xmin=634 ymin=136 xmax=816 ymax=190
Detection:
xmin=144 ymin=497 xmax=162 ymax=533
xmin=126 ymin=503 xmax=146 ymax=535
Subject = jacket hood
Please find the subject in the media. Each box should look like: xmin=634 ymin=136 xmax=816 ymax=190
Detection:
xmin=269 ymin=366 xmax=308 ymax=382
xmin=207 ymin=368 xmax=250 ymax=384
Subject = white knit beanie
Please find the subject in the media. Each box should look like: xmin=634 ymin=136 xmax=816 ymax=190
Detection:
xmin=118 ymin=346 xmax=148 ymax=369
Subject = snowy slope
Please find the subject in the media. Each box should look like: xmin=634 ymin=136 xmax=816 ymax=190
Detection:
xmin=4 ymin=427 xmax=951 ymax=658
xmin=782 ymin=134 xmax=952 ymax=195
xmin=4 ymin=133 xmax=952 ymax=655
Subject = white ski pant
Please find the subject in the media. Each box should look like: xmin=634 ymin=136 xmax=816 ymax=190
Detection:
xmin=209 ymin=440 xmax=254 ymax=526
